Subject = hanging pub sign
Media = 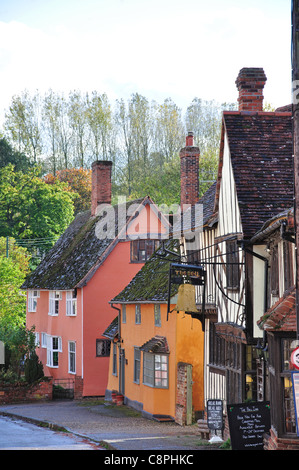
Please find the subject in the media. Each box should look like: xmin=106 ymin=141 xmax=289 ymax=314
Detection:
xmin=292 ymin=372 xmax=299 ymax=436
xmin=167 ymin=263 xmax=206 ymax=329
xmin=169 ymin=263 xmax=206 ymax=286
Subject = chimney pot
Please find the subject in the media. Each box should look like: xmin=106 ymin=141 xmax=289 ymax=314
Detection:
xmin=186 ymin=132 xmax=194 ymax=147
xmin=235 ymin=67 xmax=267 ymax=112
xmin=91 ymin=160 xmax=112 ymax=216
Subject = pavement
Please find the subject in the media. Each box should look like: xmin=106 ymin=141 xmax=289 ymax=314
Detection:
xmin=0 ymin=399 xmax=224 ymax=452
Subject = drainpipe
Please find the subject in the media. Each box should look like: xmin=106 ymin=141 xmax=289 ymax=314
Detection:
xmin=111 ymin=303 xmax=121 ymax=394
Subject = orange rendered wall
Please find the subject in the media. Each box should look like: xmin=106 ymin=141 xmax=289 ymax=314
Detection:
xmin=106 ymin=303 xmax=204 ymax=418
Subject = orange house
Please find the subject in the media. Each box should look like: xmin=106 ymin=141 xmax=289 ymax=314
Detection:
xmin=104 ymin=238 xmax=205 ymax=423
xmin=22 ymin=161 xmax=170 ymax=397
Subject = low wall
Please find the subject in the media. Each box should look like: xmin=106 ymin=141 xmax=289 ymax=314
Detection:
xmin=0 ymin=377 xmax=53 ymax=404
xmin=264 ymin=426 xmax=299 ymax=451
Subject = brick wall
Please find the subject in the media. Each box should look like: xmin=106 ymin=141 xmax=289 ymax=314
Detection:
xmin=91 ymin=160 xmax=112 ymax=216
xmin=0 ymin=377 xmax=53 ymax=404
xmin=175 ymin=362 xmax=190 ymax=425
xmin=264 ymin=426 xmax=299 ymax=451
xmin=74 ymin=375 xmax=83 ymax=399
xmin=235 ymin=67 xmax=267 ymax=112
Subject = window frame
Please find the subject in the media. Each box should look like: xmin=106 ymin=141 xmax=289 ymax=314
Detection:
xmin=154 ymin=304 xmax=161 ymax=327
xmin=134 ymin=347 xmax=141 ymax=384
xmin=28 ymin=290 xmax=40 ymax=312
xmin=112 ymin=343 xmax=117 ymax=376
xmin=46 ymin=335 xmax=62 ymax=368
xmin=226 ymin=240 xmax=240 ymax=290
xmin=96 ymin=339 xmax=111 ymax=357
xmin=122 ymin=305 xmax=126 ymax=324
xmin=68 ymin=341 xmax=76 ymax=374
xmin=130 ymin=239 xmax=160 ymax=263
xmin=135 ymin=305 xmax=141 ymax=324
xmin=66 ymin=290 xmax=77 ymax=316
xmin=48 ymin=290 xmax=62 ymax=316
xmin=143 ymin=352 xmax=169 ymax=389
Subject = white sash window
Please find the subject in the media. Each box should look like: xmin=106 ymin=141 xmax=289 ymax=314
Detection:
xmin=49 ymin=291 xmax=62 ymax=316
xmin=46 ymin=335 xmax=62 ymax=368
xmin=66 ymin=290 xmax=77 ymax=316
xmin=68 ymin=341 xmax=76 ymax=374
xmin=28 ymin=290 xmax=40 ymax=312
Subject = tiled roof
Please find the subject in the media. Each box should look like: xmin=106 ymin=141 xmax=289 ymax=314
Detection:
xmin=172 ymin=181 xmax=217 ymax=235
xmin=102 ymin=316 xmax=119 ymax=340
xmin=22 ymin=197 xmax=152 ymax=290
xmin=140 ymin=335 xmax=169 ymax=354
xmin=111 ymin=238 xmax=180 ymax=303
xmin=257 ymin=286 xmax=296 ymax=332
xmin=215 ymin=111 xmax=293 ymax=239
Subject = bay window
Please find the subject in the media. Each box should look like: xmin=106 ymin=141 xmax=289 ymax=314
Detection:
xmin=143 ymin=353 xmax=168 ymax=388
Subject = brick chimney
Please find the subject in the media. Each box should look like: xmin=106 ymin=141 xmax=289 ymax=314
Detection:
xmin=180 ymin=132 xmax=200 ymax=209
xmin=91 ymin=161 xmax=112 ymax=216
xmin=235 ymin=68 xmax=267 ymax=112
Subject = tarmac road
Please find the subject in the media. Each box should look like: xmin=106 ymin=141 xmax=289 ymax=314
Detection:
xmin=0 ymin=399 xmax=222 ymax=452
xmin=0 ymin=414 xmax=103 ymax=450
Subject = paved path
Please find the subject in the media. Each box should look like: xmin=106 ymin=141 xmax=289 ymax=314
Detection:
xmin=0 ymin=400 xmax=221 ymax=451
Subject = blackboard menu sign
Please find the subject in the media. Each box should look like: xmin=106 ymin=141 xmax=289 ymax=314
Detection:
xmin=227 ymin=402 xmax=270 ymax=450
xmin=207 ymin=400 xmax=223 ymax=430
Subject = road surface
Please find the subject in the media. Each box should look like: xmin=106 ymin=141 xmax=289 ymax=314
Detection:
xmin=0 ymin=415 xmax=103 ymax=450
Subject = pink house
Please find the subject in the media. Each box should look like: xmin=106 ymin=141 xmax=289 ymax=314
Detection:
xmin=22 ymin=161 xmax=170 ymax=397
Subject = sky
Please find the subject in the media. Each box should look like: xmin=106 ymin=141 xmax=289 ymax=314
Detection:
xmin=0 ymin=0 xmax=293 ymax=123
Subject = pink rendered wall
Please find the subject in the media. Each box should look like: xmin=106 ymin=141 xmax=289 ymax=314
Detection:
xmin=26 ymin=289 xmax=83 ymax=381
xmin=82 ymin=240 xmax=144 ymax=396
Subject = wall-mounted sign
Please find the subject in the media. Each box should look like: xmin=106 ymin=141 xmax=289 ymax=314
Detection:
xmin=291 ymin=346 xmax=299 ymax=370
xmin=227 ymin=402 xmax=270 ymax=450
xmin=169 ymin=263 xmax=205 ymax=286
xmin=292 ymin=372 xmax=299 ymax=436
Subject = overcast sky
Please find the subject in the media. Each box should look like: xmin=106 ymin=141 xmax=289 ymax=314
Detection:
xmin=0 ymin=0 xmax=293 ymax=121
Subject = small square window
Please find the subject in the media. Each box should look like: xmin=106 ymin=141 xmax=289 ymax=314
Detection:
xmin=96 ymin=339 xmax=111 ymax=357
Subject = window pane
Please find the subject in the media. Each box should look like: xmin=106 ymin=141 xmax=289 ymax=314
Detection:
xmin=154 ymin=304 xmax=161 ymax=326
